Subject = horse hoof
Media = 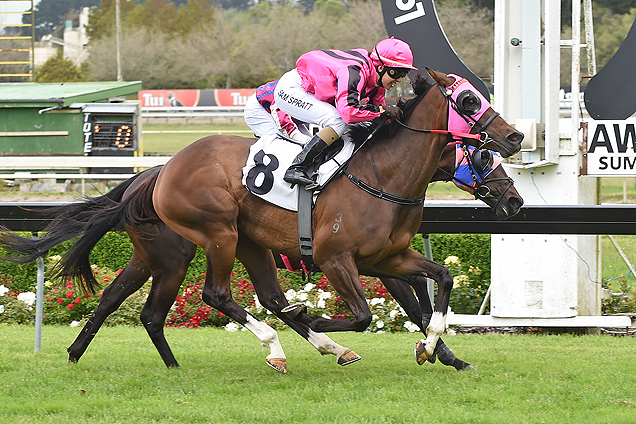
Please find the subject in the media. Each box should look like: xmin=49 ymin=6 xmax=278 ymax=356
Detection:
xmin=415 ymin=340 xmax=432 ymax=365
xmin=281 ymin=303 xmax=307 ymax=319
xmin=266 ymin=358 xmax=288 ymax=374
xmin=337 ymin=349 xmax=361 ymax=366
xmin=459 ymin=364 xmax=475 ymax=372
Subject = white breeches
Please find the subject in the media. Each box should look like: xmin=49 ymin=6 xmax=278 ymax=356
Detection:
xmin=244 ymin=93 xmax=278 ymax=137
xmin=274 ymin=69 xmax=348 ymax=137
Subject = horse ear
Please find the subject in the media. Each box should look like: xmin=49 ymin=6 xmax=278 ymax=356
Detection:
xmin=426 ymin=68 xmax=447 ymax=85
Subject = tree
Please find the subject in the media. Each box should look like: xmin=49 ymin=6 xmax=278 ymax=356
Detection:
xmin=35 ymin=49 xmax=85 ymax=82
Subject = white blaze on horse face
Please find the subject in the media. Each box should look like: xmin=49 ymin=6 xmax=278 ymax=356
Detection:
xmin=424 ymin=311 xmax=446 ymax=355
xmin=307 ymin=329 xmax=349 ymax=358
xmin=244 ymin=315 xmax=286 ymax=360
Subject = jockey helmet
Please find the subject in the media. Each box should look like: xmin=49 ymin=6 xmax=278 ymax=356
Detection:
xmin=370 ymin=37 xmax=418 ymax=71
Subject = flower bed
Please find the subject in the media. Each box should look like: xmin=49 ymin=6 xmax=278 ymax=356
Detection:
xmin=0 ymin=253 xmax=489 ymax=332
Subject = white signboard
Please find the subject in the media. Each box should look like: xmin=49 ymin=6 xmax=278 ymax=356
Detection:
xmin=584 ymin=119 xmax=636 ymax=176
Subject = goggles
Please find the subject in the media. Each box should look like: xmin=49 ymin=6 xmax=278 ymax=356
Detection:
xmin=386 ymin=67 xmax=409 ymax=80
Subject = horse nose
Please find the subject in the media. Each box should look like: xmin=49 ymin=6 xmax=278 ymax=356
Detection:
xmin=508 ymin=195 xmax=524 ymax=217
xmin=508 ymin=130 xmax=524 ymax=145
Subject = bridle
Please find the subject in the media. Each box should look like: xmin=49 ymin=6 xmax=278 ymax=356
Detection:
xmin=341 ymin=73 xmax=511 ymax=206
xmin=437 ymin=143 xmax=515 ymax=212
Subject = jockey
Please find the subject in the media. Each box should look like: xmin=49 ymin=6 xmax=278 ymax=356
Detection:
xmin=244 ymin=80 xmax=311 ymax=143
xmin=274 ymin=37 xmax=417 ymax=186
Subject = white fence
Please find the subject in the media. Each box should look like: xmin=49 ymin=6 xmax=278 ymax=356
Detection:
xmin=0 ymin=156 xmax=172 ymax=181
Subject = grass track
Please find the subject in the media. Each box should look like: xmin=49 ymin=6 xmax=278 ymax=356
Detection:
xmin=1 ymin=326 xmax=635 ymax=423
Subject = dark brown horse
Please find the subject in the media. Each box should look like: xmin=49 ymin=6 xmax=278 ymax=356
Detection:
xmin=128 ymin=69 xmax=522 ymax=368
xmin=0 ymin=70 xmax=523 ymax=372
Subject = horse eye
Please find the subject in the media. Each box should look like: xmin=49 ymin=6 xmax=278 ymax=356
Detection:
xmin=461 ymin=96 xmax=479 ymax=113
xmin=456 ymin=90 xmax=481 ymax=115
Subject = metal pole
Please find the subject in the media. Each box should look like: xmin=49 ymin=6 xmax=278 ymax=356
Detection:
xmin=422 ymin=234 xmax=435 ymax=307
xmin=116 ymin=0 xmax=122 ymax=82
xmin=33 ymin=232 xmax=44 ymax=353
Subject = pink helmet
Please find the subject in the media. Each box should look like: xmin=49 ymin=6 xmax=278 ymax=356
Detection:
xmin=371 ymin=37 xmax=418 ymax=70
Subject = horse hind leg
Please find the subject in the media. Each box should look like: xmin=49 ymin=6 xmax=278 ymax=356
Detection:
xmin=199 ymin=247 xmax=287 ymax=373
xmin=237 ymin=240 xmax=360 ymax=367
xmin=67 ymin=252 xmax=151 ymax=363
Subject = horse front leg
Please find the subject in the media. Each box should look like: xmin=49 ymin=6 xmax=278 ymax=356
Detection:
xmin=303 ymin=253 xmax=373 ymax=333
xmin=372 ymin=248 xmax=454 ymax=364
xmin=381 ymin=275 xmax=473 ymax=371
xmin=237 ymin=238 xmax=360 ymax=367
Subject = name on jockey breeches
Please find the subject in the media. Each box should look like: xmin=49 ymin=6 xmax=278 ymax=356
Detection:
xmin=277 ymin=90 xmax=313 ymax=111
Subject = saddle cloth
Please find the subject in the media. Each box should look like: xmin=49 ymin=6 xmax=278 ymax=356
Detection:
xmin=241 ymin=134 xmax=355 ymax=211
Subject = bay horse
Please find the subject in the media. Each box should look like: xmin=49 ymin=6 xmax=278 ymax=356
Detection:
xmin=0 ymin=71 xmax=522 ymax=372
xmin=121 ymin=69 xmax=522 ymax=368
xmin=0 ymin=141 xmax=522 ymax=372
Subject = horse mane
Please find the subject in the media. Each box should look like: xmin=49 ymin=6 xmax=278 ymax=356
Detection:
xmin=345 ymin=71 xmax=438 ymax=145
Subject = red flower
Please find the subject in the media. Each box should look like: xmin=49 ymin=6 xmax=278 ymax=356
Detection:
xmin=67 ymin=304 xmax=74 ymax=309
xmin=115 ymin=269 xmax=123 ymax=275
xmin=66 ymin=291 xmax=74 ymax=298
xmin=74 ymin=298 xmax=81 ymax=304
xmin=103 ymin=276 xmax=110 ymax=282
xmin=57 ymin=298 xmax=65 ymax=304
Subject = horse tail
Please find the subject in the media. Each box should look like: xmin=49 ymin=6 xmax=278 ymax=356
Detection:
xmin=53 ymin=169 xmax=162 ymax=295
xmin=0 ymin=169 xmax=146 ymax=264
xmin=0 ymin=168 xmax=160 ymax=294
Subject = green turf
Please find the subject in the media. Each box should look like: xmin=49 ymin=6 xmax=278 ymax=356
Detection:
xmin=1 ymin=326 xmax=635 ymax=424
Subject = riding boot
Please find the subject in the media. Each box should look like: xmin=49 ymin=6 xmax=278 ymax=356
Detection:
xmin=283 ymin=134 xmax=329 ymax=186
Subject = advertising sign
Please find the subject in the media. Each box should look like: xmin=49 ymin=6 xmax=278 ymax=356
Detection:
xmin=138 ymin=89 xmax=255 ymax=108
xmin=583 ymin=119 xmax=636 ymax=176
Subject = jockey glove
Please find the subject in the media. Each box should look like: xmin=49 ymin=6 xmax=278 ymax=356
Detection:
xmin=382 ymin=105 xmax=403 ymax=120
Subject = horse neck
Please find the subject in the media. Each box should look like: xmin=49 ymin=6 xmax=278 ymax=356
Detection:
xmin=432 ymin=144 xmax=458 ymax=183
xmin=352 ymin=95 xmax=449 ymax=200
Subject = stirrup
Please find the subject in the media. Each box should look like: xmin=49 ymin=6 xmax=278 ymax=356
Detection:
xmin=284 ymin=168 xmax=316 ymax=186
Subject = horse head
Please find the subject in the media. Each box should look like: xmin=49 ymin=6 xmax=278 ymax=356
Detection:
xmin=436 ymin=143 xmax=523 ymax=219
xmin=426 ymin=69 xmax=524 ymax=157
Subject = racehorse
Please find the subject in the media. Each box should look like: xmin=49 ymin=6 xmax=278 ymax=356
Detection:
xmin=126 ymin=69 xmax=523 ymax=367
xmin=0 ymin=69 xmax=523 ymax=372
xmin=0 ymin=141 xmax=522 ymax=372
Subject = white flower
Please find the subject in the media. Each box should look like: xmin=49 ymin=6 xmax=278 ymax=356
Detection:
xmin=225 ymin=322 xmax=240 ymax=332
xmin=298 ymin=292 xmax=308 ymax=301
xmin=372 ymin=314 xmax=379 ymax=322
xmin=444 ymin=255 xmax=461 ymax=266
xmin=303 ymin=283 xmax=314 ymax=292
xmin=0 ymin=285 xmax=9 ymax=296
xmin=318 ymin=290 xmax=331 ymax=300
xmin=376 ymin=320 xmax=385 ymax=329
xmin=48 ymin=255 xmax=62 ymax=262
xmin=404 ymin=321 xmax=421 ymax=332
xmin=370 ymin=297 xmax=385 ymax=306
xmin=285 ymin=289 xmax=297 ymax=302
xmin=389 ymin=309 xmax=400 ymax=318
xmin=0 ymin=305 xmax=4 ymax=314
xmin=70 ymin=321 xmax=81 ymax=327
xmin=17 ymin=292 xmax=36 ymax=307
xmin=321 ymin=314 xmax=331 ymax=319
xmin=316 ymin=299 xmax=326 ymax=309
